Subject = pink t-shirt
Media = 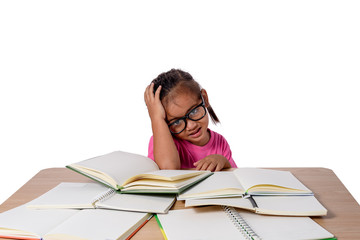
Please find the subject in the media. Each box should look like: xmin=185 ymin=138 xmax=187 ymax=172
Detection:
xmin=148 ymin=129 xmax=237 ymax=169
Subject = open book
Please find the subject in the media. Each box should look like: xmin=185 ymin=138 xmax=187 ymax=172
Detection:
xmin=156 ymin=206 xmax=336 ymax=240
xmin=27 ymin=182 xmax=176 ymax=214
xmin=66 ymin=151 xmax=212 ymax=194
xmin=178 ymin=168 xmax=312 ymax=199
xmin=0 ymin=204 xmax=151 ymax=240
xmin=185 ymin=195 xmax=327 ymax=216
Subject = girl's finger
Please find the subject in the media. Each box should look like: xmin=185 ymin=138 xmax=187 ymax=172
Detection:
xmin=208 ymin=162 xmax=217 ymax=172
xmin=148 ymin=83 xmax=155 ymax=100
xmin=144 ymin=85 xmax=150 ymax=102
xmin=199 ymin=161 xmax=210 ymax=171
xmin=195 ymin=160 xmax=203 ymax=170
xmin=144 ymin=84 xmax=152 ymax=104
xmin=154 ymin=85 xmax=162 ymax=101
xmin=215 ymin=163 xmax=223 ymax=172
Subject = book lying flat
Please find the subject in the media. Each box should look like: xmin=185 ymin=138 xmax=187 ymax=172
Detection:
xmin=66 ymin=150 xmax=212 ymax=194
xmin=0 ymin=204 xmax=151 ymax=240
xmin=27 ymin=182 xmax=176 ymax=214
xmin=185 ymin=195 xmax=327 ymax=216
xmin=178 ymin=168 xmax=312 ymax=199
xmin=156 ymin=206 xmax=336 ymax=240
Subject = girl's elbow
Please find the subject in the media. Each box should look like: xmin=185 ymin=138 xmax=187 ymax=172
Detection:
xmin=155 ymin=158 xmax=181 ymax=170
xmin=158 ymin=162 xmax=181 ymax=170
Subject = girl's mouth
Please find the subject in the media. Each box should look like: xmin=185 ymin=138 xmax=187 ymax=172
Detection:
xmin=189 ymin=128 xmax=202 ymax=138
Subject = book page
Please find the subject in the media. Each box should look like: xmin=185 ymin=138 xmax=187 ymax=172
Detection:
xmin=123 ymin=171 xmax=212 ymax=188
xmin=178 ymin=172 xmax=245 ymax=199
xmin=185 ymin=197 xmax=255 ymax=211
xmin=28 ymin=183 xmax=108 ymax=209
xmin=25 ymin=182 xmax=175 ymax=214
xmin=253 ymin=195 xmax=327 ymax=216
xmin=98 ymin=193 xmax=175 ymax=214
xmin=0 ymin=204 xmax=78 ymax=238
xmin=122 ymin=170 xmax=208 ymax=186
xmin=157 ymin=206 xmax=247 ymax=240
xmin=43 ymin=209 xmax=151 ymax=240
xmin=234 ymin=168 xmax=312 ymax=194
xmin=68 ymin=151 xmax=159 ymax=187
xmin=238 ymin=209 xmax=334 ymax=240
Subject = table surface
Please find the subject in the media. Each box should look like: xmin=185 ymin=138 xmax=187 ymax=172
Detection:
xmin=1 ymin=167 xmax=360 ymax=240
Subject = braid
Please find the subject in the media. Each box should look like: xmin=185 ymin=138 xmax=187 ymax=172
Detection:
xmin=207 ymin=105 xmax=220 ymax=124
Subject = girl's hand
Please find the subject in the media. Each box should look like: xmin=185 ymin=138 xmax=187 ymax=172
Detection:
xmin=194 ymin=154 xmax=231 ymax=172
xmin=144 ymin=83 xmax=166 ymax=122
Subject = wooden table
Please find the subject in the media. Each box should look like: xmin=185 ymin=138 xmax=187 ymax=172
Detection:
xmin=1 ymin=168 xmax=359 ymax=239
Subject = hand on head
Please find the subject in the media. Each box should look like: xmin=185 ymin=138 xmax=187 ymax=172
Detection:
xmin=144 ymin=83 xmax=166 ymax=122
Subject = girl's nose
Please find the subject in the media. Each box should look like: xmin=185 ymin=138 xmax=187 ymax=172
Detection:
xmin=186 ymin=119 xmax=197 ymax=130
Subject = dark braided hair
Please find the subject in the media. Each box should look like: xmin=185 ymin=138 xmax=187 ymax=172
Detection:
xmin=151 ymin=69 xmax=220 ymax=124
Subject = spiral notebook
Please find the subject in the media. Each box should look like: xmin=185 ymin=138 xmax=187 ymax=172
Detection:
xmin=156 ymin=206 xmax=336 ymax=240
xmin=185 ymin=195 xmax=327 ymax=216
xmin=0 ymin=204 xmax=151 ymax=240
xmin=178 ymin=168 xmax=313 ymax=200
xmin=27 ymin=182 xmax=176 ymax=213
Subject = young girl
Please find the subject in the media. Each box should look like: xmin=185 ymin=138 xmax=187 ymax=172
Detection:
xmin=144 ymin=69 xmax=237 ymax=171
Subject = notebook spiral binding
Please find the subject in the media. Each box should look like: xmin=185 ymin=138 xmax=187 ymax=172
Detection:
xmin=92 ymin=188 xmax=116 ymax=207
xmin=222 ymin=206 xmax=262 ymax=240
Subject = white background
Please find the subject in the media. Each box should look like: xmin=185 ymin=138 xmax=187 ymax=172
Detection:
xmin=1 ymin=1 xmax=359 ymax=205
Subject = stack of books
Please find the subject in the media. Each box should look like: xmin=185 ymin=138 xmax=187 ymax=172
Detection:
xmin=0 ymin=151 xmax=336 ymax=240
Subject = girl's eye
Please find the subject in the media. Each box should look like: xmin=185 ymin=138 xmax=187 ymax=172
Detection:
xmin=189 ymin=107 xmax=199 ymax=117
xmin=172 ymin=119 xmax=182 ymax=126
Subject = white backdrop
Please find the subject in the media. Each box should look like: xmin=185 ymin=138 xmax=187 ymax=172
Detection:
xmin=1 ymin=0 xmax=359 ymax=205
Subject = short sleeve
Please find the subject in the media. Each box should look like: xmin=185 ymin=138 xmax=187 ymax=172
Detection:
xmin=212 ymin=131 xmax=237 ymax=168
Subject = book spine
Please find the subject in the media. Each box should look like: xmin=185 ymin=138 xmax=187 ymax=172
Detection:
xmin=92 ymin=188 xmax=116 ymax=207
xmin=222 ymin=206 xmax=261 ymax=240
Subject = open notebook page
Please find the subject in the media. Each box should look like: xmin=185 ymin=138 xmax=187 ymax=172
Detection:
xmin=27 ymin=182 xmax=176 ymax=214
xmin=238 ymin=209 xmax=334 ymax=239
xmin=185 ymin=195 xmax=327 ymax=216
xmin=27 ymin=182 xmax=106 ymax=209
xmin=97 ymin=193 xmax=175 ymax=214
xmin=69 ymin=151 xmax=159 ymax=187
xmin=178 ymin=172 xmax=245 ymax=199
xmin=157 ymin=206 xmax=247 ymax=240
xmin=43 ymin=209 xmax=151 ymax=240
xmin=253 ymin=195 xmax=327 ymax=216
xmin=157 ymin=207 xmax=334 ymax=240
xmin=185 ymin=196 xmax=254 ymax=210
xmin=0 ymin=204 xmax=78 ymax=238
xmin=234 ymin=168 xmax=312 ymax=194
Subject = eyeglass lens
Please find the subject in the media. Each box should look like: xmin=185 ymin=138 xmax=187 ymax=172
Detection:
xmin=169 ymin=105 xmax=206 ymax=134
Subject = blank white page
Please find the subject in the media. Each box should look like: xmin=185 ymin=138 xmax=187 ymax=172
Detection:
xmin=253 ymin=195 xmax=327 ymax=216
xmin=238 ymin=210 xmax=334 ymax=240
xmin=0 ymin=204 xmax=78 ymax=238
xmin=185 ymin=196 xmax=254 ymax=211
xmin=157 ymin=206 xmax=247 ymax=240
xmin=98 ymin=193 xmax=175 ymax=213
xmin=178 ymin=172 xmax=245 ymax=199
xmin=28 ymin=182 xmax=108 ymax=208
xmin=70 ymin=151 xmax=159 ymax=186
xmin=43 ymin=209 xmax=150 ymax=240
xmin=234 ymin=168 xmax=311 ymax=193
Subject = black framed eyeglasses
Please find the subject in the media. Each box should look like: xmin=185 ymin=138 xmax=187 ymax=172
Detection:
xmin=168 ymin=97 xmax=207 ymax=134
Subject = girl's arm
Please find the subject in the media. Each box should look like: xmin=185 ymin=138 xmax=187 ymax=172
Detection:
xmin=144 ymin=83 xmax=181 ymax=169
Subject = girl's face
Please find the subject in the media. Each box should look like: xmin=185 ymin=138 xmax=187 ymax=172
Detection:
xmin=164 ymin=90 xmax=210 ymax=146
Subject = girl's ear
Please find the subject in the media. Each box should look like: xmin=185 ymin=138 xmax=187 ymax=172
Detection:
xmin=201 ymin=89 xmax=210 ymax=108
